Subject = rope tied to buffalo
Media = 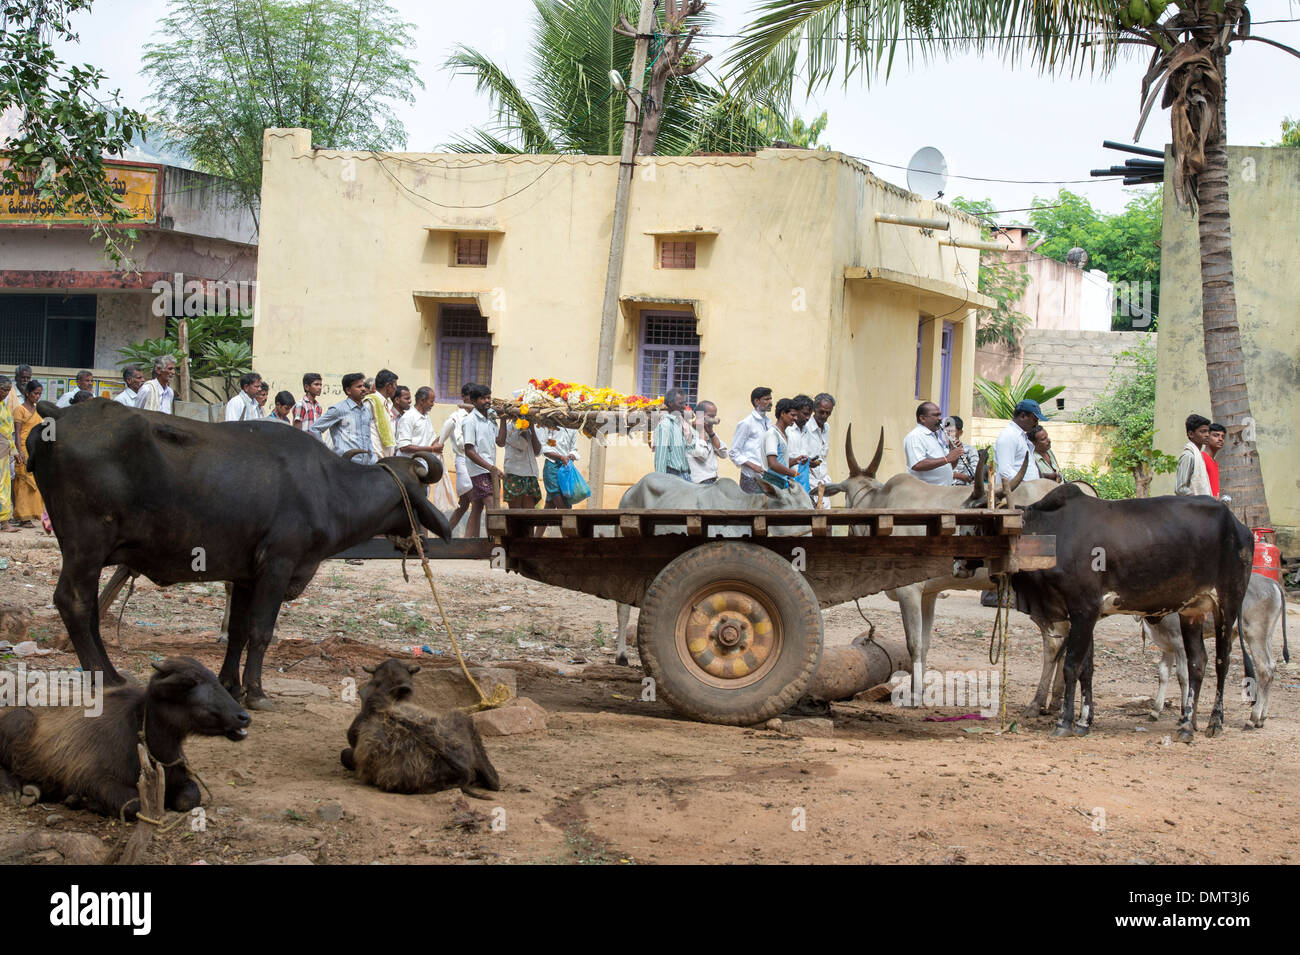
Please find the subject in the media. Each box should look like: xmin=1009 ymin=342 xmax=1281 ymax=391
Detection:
xmin=987 ymin=575 xmax=1012 ymax=730
xmin=379 ymin=463 xmax=510 ymax=711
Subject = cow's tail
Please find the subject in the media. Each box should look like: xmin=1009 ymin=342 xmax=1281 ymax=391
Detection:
xmin=1271 ymin=577 xmax=1290 ymax=664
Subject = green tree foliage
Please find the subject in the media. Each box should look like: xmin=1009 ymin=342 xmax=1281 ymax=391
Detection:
xmin=141 ymin=0 xmax=422 ymax=223
xmin=118 ymin=313 xmax=253 ymax=403
xmin=443 ymin=0 xmax=779 ymax=156
xmin=949 ymin=197 xmax=1032 ymax=348
xmin=1280 ymin=117 xmax=1300 ymax=147
xmin=753 ymin=109 xmax=830 ymax=149
xmin=1027 ymin=188 xmax=1162 ymax=331
xmin=1 ymin=0 xmax=148 ymax=265
xmin=1060 ymin=464 xmax=1136 ymax=500
xmin=974 ymin=368 xmax=1064 ymax=420
xmin=1077 ymin=337 xmax=1177 ymax=498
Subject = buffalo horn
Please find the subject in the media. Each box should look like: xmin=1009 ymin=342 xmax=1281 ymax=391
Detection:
xmin=1002 ymin=452 xmax=1030 ymax=496
xmin=844 ymin=424 xmax=861 ymax=477
xmin=342 ymin=449 xmax=368 ymax=462
xmin=410 ymin=452 xmax=442 ymax=484
xmin=866 ymin=426 xmax=884 ymax=478
xmin=363 ymin=663 xmax=378 ymax=674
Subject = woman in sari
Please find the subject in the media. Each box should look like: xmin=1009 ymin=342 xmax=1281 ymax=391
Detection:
xmin=12 ymin=378 xmax=45 ymax=526
xmin=0 ymin=375 xmax=17 ymax=531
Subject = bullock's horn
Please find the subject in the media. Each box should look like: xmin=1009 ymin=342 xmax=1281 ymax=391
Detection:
xmin=845 ymin=424 xmax=862 ymax=477
xmin=363 ymin=663 xmax=378 ymax=674
xmin=1002 ymin=451 xmax=1030 ymax=496
xmin=410 ymin=452 xmax=443 ymax=484
xmin=971 ymin=449 xmax=986 ymax=503
xmin=342 ymin=449 xmax=368 ymax=462
xmin=866 ymin=426 xmax=884 ymax=478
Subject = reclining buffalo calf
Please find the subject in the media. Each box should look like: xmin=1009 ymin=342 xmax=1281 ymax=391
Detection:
xmin=341 ymin=660 xmax=500 ymax=798
xmin=27 ymin=399 xmax=452 ymax=710
xmin=0 ymin=657 xmax=249 ymax=819
xmin=998 ymin=484 xmax=1253 ymax=740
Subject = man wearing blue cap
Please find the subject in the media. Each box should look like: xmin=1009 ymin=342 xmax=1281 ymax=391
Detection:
xmin=994 ymin=399 xmax=1043 ymax=482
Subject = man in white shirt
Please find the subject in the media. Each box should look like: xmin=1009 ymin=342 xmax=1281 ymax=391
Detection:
xmin=994 ymin=399 xmax=1043 ymax=483
xmin=114 ymin=365 xmax=145 ymax=406
xmin=57 ymin=370 xmax=95 ymax=407
xmin=442 ymin=382 xmax=478 ymax=536
xmin=687 ymin=400 xmax=729 ymax=485
xmin=225 ymin=372 xmax=263 ymax=422
xmin=134 ymin=355 xmax=176 ymax=413
xmin=729 ymin=386 xmax=772 ymax=494
xmin=1175 ymin=413 xmax=1214 ymax=496
xmin=905 ymin=401 xmax=962 ymax=486
xmin=460 ymin=384 xmax=500 ymax=538
xmin=397 ymin=387 xmax=438 ymax=456
xmin=366 ymin=369 xmax=400 ymax=459
xmin=804 ymin=393 xmax=835 ymax=506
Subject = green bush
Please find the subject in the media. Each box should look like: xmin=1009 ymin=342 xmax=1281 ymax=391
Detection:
xmin=1062 ymin=464 xmax=1135 ymax=500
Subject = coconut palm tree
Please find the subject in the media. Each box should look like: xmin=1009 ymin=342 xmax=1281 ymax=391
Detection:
xmin=443 ymin=0 xmax=783 ymax=156
xmin=728 ymin=0 xmax=1298 ymax=526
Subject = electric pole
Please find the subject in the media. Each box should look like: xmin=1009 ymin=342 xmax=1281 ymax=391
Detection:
xmin=588 ymin=0 xmax=656 ymax=508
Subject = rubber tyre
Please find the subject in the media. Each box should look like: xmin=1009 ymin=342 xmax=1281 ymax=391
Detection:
xmin=638 ymin=542 xmax=823 ymax=726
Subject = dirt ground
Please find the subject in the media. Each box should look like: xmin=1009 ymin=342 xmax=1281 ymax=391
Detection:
xmin=2 ymin=526 xmax=1298 ymax=865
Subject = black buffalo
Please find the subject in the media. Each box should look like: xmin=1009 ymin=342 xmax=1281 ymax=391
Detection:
xmin=27 ymin=399 xmax=451 ymax=709
xmin=1001 ymin=484 xmax=1253 ymax=741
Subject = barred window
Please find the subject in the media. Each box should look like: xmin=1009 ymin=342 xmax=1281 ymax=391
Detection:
xmin=637 ymin=311 xmax=699 ymax=404
xmin=436 ymin=305 xmax=492 ymax=401
xmin=659 ymin=240 xmax=696 ymax=269
xmin=455 ymin=235 xmax=488 ymax=266
xmin=0 ymin=293 xmax=96 ymax=368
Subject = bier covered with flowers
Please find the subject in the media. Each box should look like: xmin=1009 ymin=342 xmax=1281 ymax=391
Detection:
xmin=487 ymin=378 xmax=666 ymax=439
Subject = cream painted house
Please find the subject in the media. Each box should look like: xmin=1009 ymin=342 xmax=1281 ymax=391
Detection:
xmin=252 ymin=128 xmax=991 ymax=502
xmin=1154 ymin=145 xmax=1300 ymax=550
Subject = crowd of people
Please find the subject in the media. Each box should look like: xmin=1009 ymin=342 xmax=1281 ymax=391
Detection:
xmin=1 ymin=356 xmax=1237 ymax=536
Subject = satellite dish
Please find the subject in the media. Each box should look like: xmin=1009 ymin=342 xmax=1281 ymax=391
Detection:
xmin=906 ymin=146 xmax=948 ymax=199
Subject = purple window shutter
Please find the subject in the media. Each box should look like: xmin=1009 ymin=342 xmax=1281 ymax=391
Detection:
xmin=939 ymin=322 xmax=954 ymax=415
xmin=637 ymin=312 xmax=699 ymax=402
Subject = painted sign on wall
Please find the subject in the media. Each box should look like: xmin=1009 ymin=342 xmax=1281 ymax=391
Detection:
xmin=0 ymin=160 xmax=160 ymax=225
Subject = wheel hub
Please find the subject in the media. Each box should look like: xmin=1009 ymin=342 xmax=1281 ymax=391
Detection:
xmin=677 ymin=586 xmax=781 ymax=687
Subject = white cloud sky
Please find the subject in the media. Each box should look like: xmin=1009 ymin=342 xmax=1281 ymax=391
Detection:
xmin=64 ymin=0 xmax=1299 ymax=216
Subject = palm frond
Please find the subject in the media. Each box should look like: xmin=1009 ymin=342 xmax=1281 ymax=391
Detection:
xmin=725 ymin=0 xmax=1123 ymax=104
xmin=443 ymin=44 xmax=557 ymax=152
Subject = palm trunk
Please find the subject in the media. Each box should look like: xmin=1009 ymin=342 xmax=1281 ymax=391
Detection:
xmin=1196 ymin=54 xmax=1270 ymax=528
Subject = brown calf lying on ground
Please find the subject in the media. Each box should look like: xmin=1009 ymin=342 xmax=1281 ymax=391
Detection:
xmin=341 ymin=660 xmax=500 ymax=798
xmin=0 ymin=657 xmax=250 ymax=819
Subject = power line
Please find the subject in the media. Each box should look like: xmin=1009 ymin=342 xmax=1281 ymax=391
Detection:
xmin=688 ymin=18 xmax=1300 ymax=42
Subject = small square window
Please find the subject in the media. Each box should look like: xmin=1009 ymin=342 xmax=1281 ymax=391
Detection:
xmin=455 ymin=235 xmax=488 ymax=266
xmin=659 ymin=240 xmax=696 ymax=269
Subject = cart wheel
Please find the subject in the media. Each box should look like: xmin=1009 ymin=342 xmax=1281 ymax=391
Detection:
xmin=638 ymin=542 xmax=823 ymax=725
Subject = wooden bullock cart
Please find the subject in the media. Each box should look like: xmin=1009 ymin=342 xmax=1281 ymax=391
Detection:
xmin=334 ymin=507 xmax=1055 ymax=726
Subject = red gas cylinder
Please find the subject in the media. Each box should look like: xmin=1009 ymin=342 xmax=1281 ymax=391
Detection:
xmin=1252 ymin=527 xmax=1281 ymax=582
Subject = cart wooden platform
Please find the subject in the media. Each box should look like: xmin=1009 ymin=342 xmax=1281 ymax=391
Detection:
xmin=335 ymin=507 xmax=1055 ymax=726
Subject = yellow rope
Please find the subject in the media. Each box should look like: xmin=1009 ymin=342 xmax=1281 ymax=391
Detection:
xmin=380 ymin=465 xmax=510 ymax=711
xmin=987 ymin=576 xmax=1011 ymax=730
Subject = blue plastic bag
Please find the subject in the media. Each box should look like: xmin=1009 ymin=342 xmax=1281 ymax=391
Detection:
xmin=557 ymin=461 xmax=591 ymax=505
